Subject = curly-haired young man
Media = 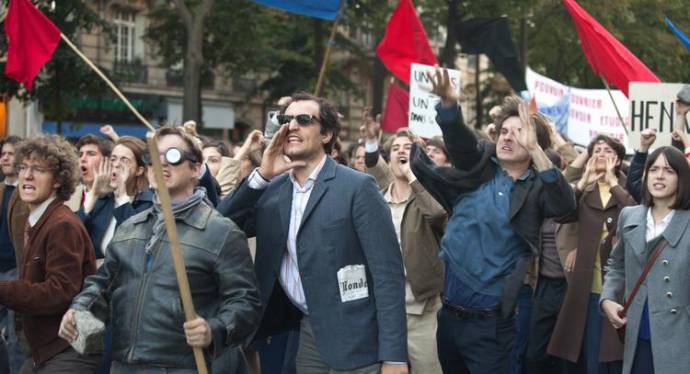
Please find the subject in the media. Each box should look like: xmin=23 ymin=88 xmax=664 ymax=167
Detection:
xmin=0 ymin=135 xmax=99 ymax=373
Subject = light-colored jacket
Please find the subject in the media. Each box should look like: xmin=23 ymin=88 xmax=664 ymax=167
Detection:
xmin=601 ymin=206 xmax=690 ymax=374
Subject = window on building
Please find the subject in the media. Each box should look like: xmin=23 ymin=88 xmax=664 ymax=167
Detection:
xmin=114 ymin=10 xmax=136 ymax=62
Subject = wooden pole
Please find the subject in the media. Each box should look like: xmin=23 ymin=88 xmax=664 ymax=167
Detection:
xmin=59 ymin=32 xmax=208 ymax=373
xmin=601 ymin=77 xmax=629 ymax=135
xmin=314 ymin=11 xmax=343 ymax=96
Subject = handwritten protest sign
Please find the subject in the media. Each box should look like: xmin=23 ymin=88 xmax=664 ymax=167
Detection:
xmin=408 ymin=63 xmax=461 ymax=138
xmin=628 ymin=82 xmax=690 ymax=150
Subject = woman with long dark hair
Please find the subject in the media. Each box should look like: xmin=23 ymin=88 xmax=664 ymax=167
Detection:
xmin=601 ymin=146 xmax=690 ymax=374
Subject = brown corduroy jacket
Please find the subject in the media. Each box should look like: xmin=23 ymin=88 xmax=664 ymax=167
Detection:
xmin=0 ymin=199 xmax=96 ymax=365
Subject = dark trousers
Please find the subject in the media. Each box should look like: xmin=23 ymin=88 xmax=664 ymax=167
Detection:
xmin=630 ymin=339 xmax=654 ymax=374
xmin=511 ymin=285 xmax=533 ymax=374
xmin=525 ymin=276 xmax=568 ymax=374
xmin=437 ymin=306 xmax=515 ymax=374
xmin=18 ymin=347 xmax=100 ymax=374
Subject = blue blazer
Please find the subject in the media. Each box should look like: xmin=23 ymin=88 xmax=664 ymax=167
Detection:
xmin=78 ymin=190 xmax=154 ymax=258
xmin=218 ymin=157 xmax=408 ymax=370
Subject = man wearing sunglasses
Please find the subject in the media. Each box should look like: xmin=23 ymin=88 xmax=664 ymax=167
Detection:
xmin=61 ymin=127 xmax=262 ymax=373
xmin=219 ymin=93 xmax=408 ymax=374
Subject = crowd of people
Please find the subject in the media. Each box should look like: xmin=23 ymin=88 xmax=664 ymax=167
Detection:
xmin=0 ymin=69 xmax=689 ymax=374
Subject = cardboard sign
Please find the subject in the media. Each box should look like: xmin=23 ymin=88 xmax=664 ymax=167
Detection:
xmin=628 ymin=82 xmax=690 ymax=150
xmin=408 ymin=63 xmax=462 ymax=138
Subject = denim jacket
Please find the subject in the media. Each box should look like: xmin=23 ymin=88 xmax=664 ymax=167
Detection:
xmin=71 ymin=201 xmax=261 ymax=369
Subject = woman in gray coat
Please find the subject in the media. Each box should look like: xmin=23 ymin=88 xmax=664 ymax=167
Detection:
xmin=601 ymin=146 xmax=690 ymax=374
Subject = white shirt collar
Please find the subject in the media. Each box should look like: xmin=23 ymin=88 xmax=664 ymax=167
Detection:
xmin=289 ymin=155 xmax=328 ymax=190
xmin=28 ymin=196 xmax=57 ymax=227
xmin=646 ymin=208 xmax=675 ymax=241
xmin=4 ymin=179 xmax=18 ymax=187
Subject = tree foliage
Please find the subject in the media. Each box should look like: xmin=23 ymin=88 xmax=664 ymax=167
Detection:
xmin=525 ymin=0 xmax=690 ymax=87
xmin=0 ymin=0 xmax=109 ymax=122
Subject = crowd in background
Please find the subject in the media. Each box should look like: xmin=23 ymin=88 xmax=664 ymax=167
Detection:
xmin=0 ymin=74 xmax=689 ymax=374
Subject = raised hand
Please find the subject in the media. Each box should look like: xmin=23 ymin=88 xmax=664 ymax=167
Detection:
xmin=257 ymin=124 xmax=307 ymax=180
xmin=514 ymin=102 xmax=540 ymax=152
xmin=113 ymin=163 xmax=131 ymax=199
xmin=100 ymin=124 xmax=119 ymax=141
xmin=359 ymin=108 xmax=381 ymax=142
xmin=577 ymin=156 xmax=604 ymax=191
xmin=92 ymin=158 xmax=113 ymax=196
xmin=234 ymin=130 xmax=264 ymax=161
xmin=639 ymin=128 xmax=657 ymax=153
xmin=604 ymin=155 xmax=619 ymax=187
xmin=426 ymin=66 xmax=459 ymax=107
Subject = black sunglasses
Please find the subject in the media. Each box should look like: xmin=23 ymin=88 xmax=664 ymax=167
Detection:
xmin=142 ymin=147 xmax=198 ymax=166
xmin=275 ymin=114 xmax=319 ymax=126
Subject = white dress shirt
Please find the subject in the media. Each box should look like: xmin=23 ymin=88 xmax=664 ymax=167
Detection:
xmin=646 ymin=208 xmax=675 ymax=242
xmin=247 ymin=155 xmax=328 ymax=314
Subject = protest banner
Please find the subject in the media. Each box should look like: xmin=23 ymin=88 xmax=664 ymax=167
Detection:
xmin=569 ymin=87 xmax=629 ymax=149
xmin=525 ymin=68 xmax=570 ymax=133
xmin=409 ymin=63 xmax=461 ymax=138
xmin=526 ymin=68 xmax=631 ymax=152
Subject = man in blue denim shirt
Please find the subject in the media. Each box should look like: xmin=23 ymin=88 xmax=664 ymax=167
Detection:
xmin=410 ymin=68 xmax=576 ymax=373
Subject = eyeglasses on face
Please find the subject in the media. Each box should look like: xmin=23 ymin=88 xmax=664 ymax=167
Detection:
xmin=109 ymin=156 xmax=133 ymax=166
xmin=275 ymin=114 xmax=319 ymax=126
xmin=16 ymin=164 xmax=51 ymax=176
xmin=142 ymin=147 xmax=198 ymax=166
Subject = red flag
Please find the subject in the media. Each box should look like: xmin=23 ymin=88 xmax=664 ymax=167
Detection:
xmin=376 ymin=0 xmax=437 ymax=85
xmin=4 ymin=0 xmax=61 ymax=91
xmin=380 ymin=83 xmax=409 ymax=132
xmin=562 ymin=0 xmax=659 ymax=96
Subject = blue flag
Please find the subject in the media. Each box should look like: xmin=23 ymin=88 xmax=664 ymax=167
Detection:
xmin=252 ymin=0 xmax=342 ymax=21
xmin=665 ymin=18 xmax=690 ymax=52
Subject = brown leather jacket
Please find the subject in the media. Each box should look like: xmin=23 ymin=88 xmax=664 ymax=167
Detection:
xmin=0 ymin=199 xmax=96 ymax=365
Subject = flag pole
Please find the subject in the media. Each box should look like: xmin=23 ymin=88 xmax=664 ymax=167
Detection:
xmin=58 ymin=34 xmax=154 ymax=131
xmin=59 ymin=33 xmax=209 ymax=374
xmin=314 ymin=6 xmax=344 ymax=96
xmin=601 ymin=77 xmax=629 ymax=135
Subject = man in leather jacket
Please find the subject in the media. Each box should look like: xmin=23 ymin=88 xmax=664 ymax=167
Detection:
xmin=59 ymin=127 xmax=262 ymax=373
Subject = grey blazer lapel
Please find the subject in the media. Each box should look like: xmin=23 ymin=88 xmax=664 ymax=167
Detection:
xmin=662 ymin=209 xmax=690 ymax=248
xmin=624 ymin=207 xmax=648 ymax=260
xmin=300 ymin=157 xmax=336 ymax=228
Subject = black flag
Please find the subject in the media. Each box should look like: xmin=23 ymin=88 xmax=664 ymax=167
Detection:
xmin=456 ymin=17 xmax=527 ymax=92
